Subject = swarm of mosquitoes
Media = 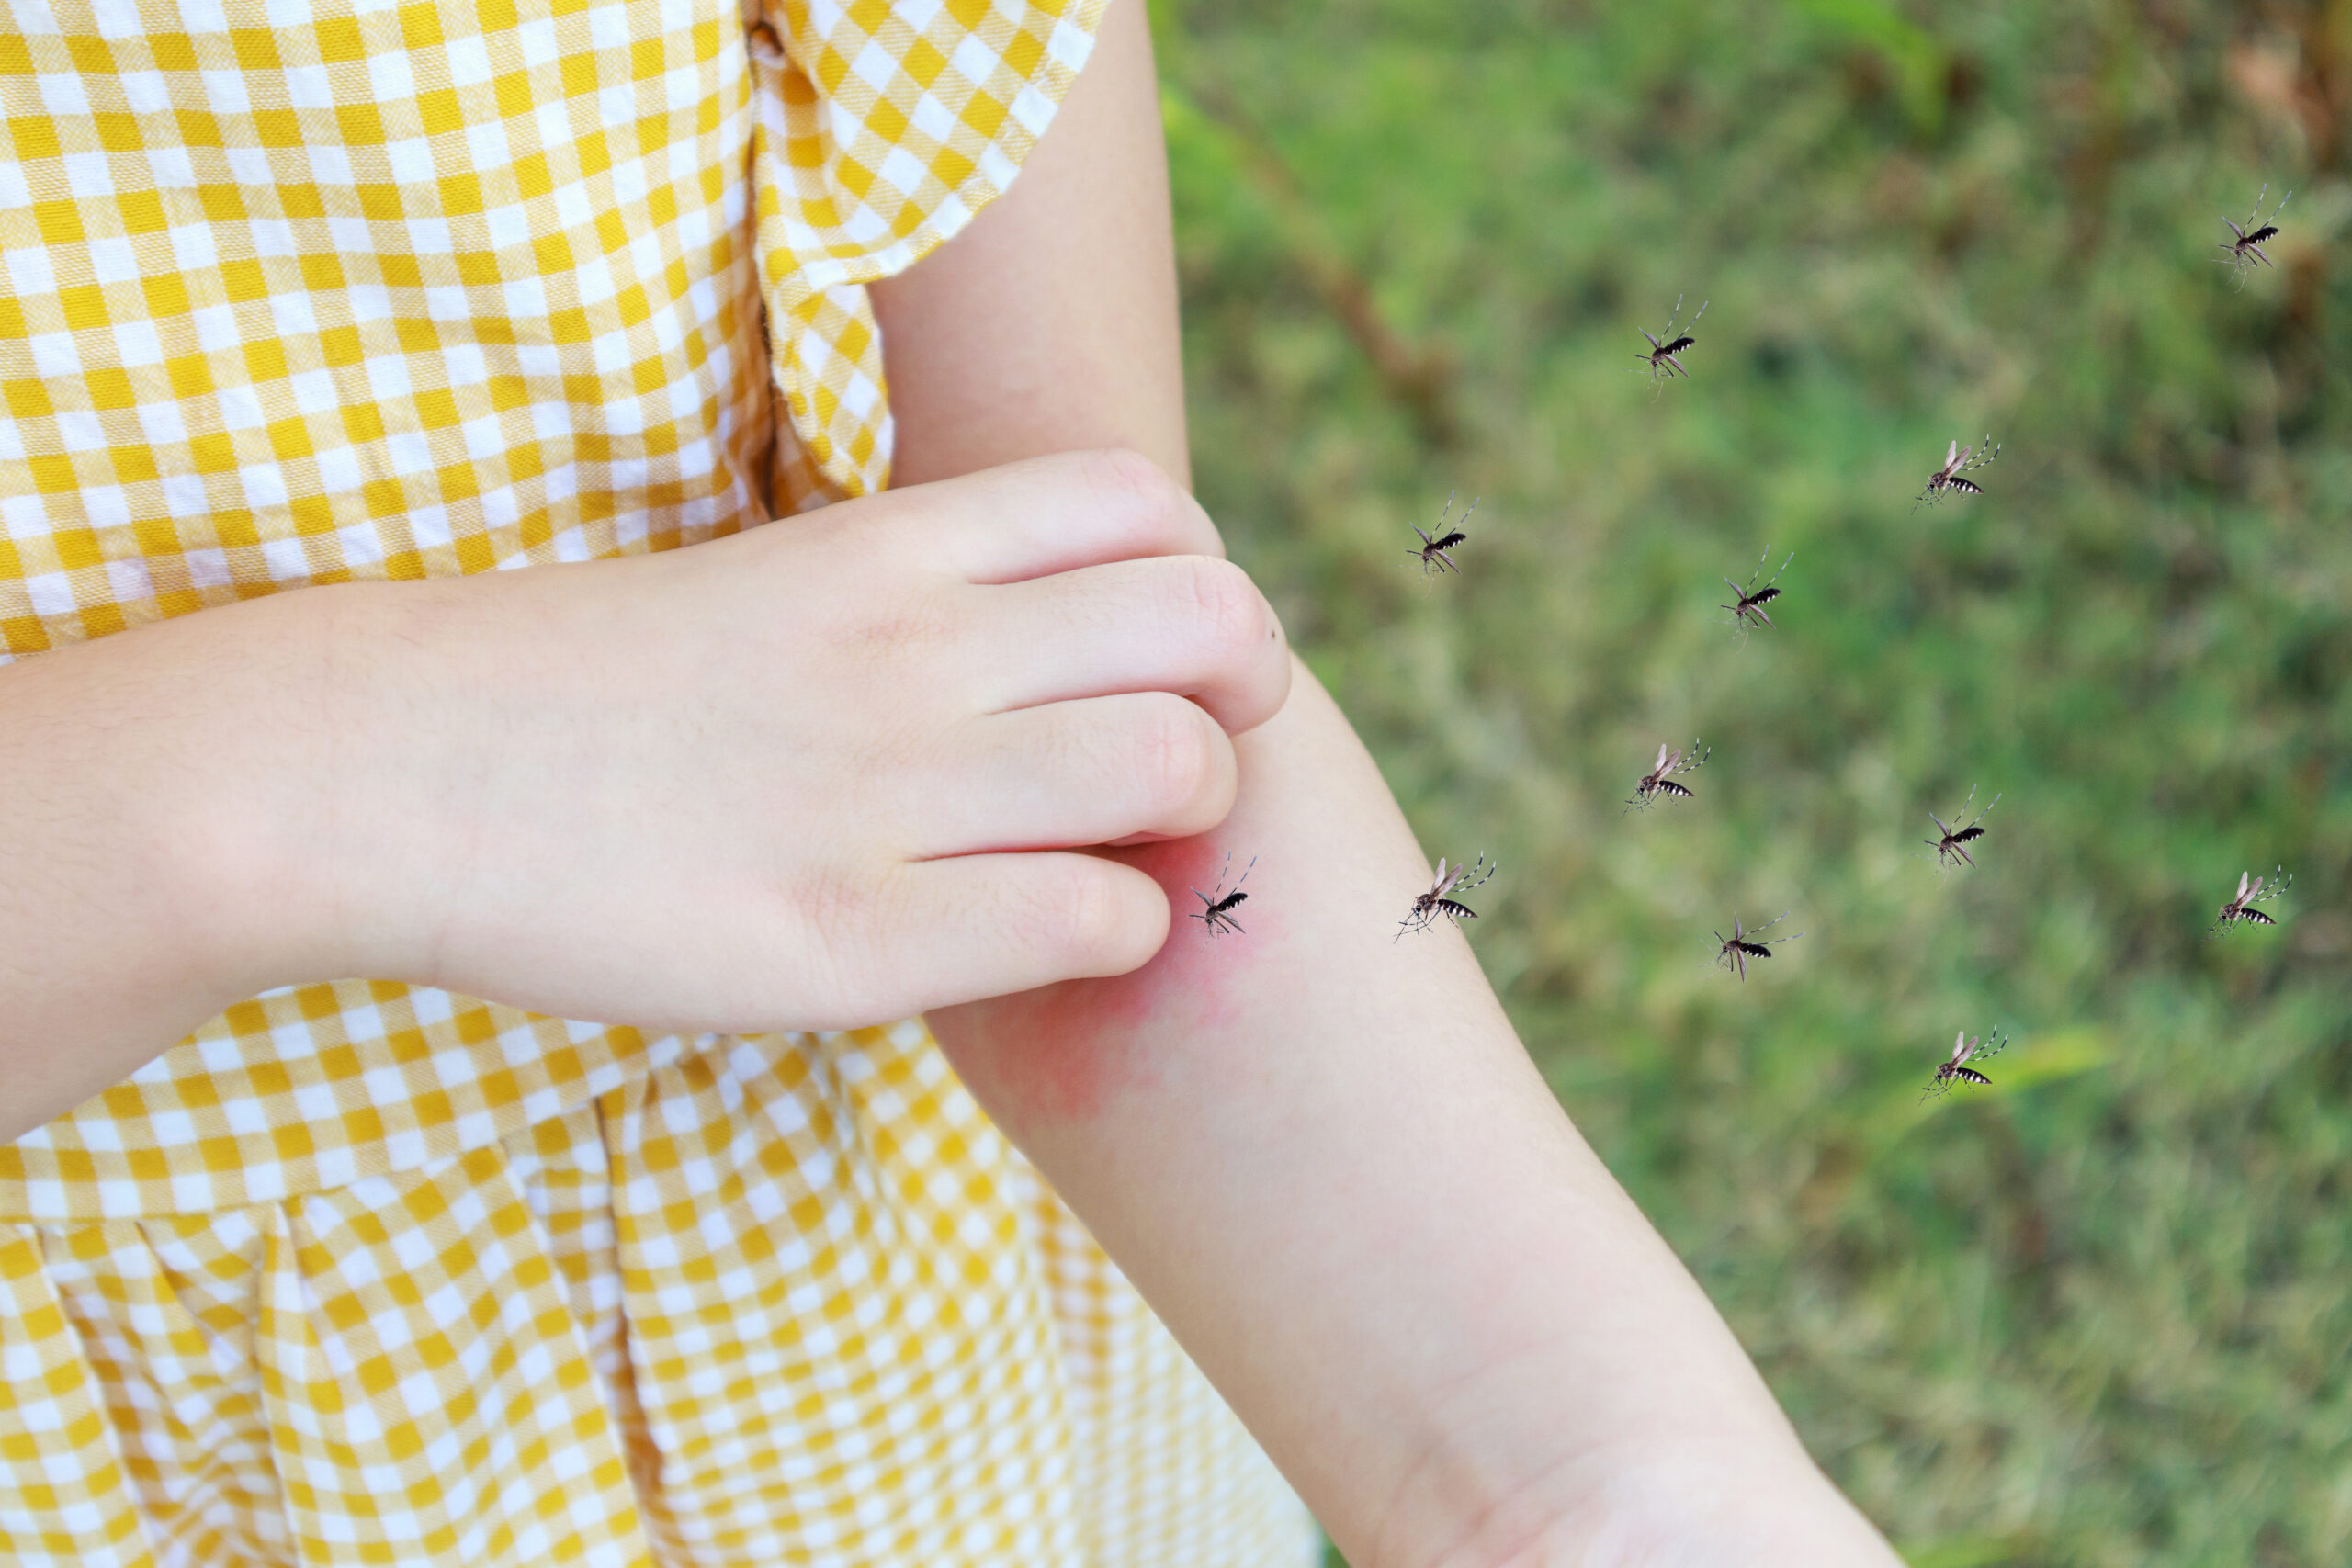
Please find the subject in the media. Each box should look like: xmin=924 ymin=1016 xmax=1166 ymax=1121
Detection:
xmin=1197 ymin=192 xmax=2302 ymax=1101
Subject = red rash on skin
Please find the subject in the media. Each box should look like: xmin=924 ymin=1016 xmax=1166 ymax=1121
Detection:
xmin=939 ymin=837 xmax=1261 ymax=1128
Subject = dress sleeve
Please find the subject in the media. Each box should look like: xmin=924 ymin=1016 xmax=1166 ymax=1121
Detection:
xmin=745 ymin=0 xmax=1110 ymax=504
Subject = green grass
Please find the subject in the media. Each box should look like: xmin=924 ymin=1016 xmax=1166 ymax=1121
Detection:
xmin=1148 ymin=1 xmax=2352 ymax=1562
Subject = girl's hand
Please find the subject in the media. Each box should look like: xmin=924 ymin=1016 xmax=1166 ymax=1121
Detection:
xmin=300 ymin=447 xmax=1289 ymax=1032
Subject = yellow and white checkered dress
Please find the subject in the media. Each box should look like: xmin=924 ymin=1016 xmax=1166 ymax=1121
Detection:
xmin=0 ymin=0 xmax=1318 ymax=1561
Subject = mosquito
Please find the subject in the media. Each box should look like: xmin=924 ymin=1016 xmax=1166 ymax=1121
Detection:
xmin=2218 ymin=184 xmax=2291 ymax=288
xmin=1406 ymin=491 xmax=1477 ymax=579
xmin=1913 ymin=436 xmax=2000 ymax=513
xmin=1396 ymin=854 xmax=1497 ymax=941
xmin=2207 ymin=866 xmax=2291 ymax=938
xmin=1919 ymin=1026 xmax=2011 ymax=1103
xmin=1720 ymin=549 xmax=1792 ymax=637
xmin=1926 ymin=786 xmax=2001 ymax=869
xmin=1190 ymin=852 xmax=1256 ymax=936
xmin=1627 ymin=740 xmax=1710 ymax=811
xmin=1713 ymin=910 xmax=1801 ymax=980
xmin=1634 ymin=294 xmax=1708 ymax=397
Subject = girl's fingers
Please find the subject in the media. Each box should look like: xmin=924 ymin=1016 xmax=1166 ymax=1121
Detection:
xmin=900 ymin=694 xmax=1238 ymax=859
xmin=878 ymin=448 xmax=1225 ymax=584
xmin=970 ymin=553 xmax=1292 ymax=735
xmin=882 ymin=851 xmax=1170 ymax=1010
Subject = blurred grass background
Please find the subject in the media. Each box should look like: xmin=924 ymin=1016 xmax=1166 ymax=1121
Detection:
xmin=1143 ymin=0 xmax=2352 ymax=1562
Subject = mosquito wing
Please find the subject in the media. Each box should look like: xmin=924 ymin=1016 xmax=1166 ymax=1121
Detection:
xmin=1941 ymin=439 xmax=1960 ymax=475
xmin=1654 ymin=742 xmax=1671 ymax=773
xmin=2236 ymin=870 xmax=2254 ymax=902
xmin=1950 ymin=1030 xmax=1973 ymax=1066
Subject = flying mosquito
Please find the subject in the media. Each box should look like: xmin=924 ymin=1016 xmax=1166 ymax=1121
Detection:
xmin=1926 ymin=786 xmax=2001 ymax=869
xmin=1190 ymin=852 xmax=1256 ymax=936
xmin=1913 ymin=436 xmax=2000 ymax=513
xmin=1634 ymin=294 xmax=1708 ymax=397
xmin=2207 ymin=866 xmax=2291 ymax=938
xmin=1720 ymin=549 xmax=1792 ymax=637
xmin=1919 ymin=1026 xmax=2011 ymax=1103
xmin=2218 ymin=184 xmax=2291 ymax=288
xmin=1406 ymin=491 xmax=1477 ymax=579
xmin=1628 ymin=740 xmax=1710 ymax=811
xmin=1713 ymin=910 xmax=1801 ymax=980
xmin=1396 ymin=854 xmax=1497 ymax=941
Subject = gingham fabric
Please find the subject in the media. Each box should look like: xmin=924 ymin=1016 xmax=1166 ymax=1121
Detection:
xmin=0 ymin=0 xmax=1319 ymax=1560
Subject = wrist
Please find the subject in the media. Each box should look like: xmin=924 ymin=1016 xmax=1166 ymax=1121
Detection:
xmin=158 ymin=579 xmax=462 ymax=996
xmin=1378 ymin=1420 xmax=1898 ymax=1568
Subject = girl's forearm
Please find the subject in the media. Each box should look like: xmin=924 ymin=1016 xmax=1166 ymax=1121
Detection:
xmin=929 ymin=673 xmax=1897 ymax=1564
xmin=0 ymin=589 xmax=372 ymax=1141
xmin=876 ymin=1 xmax=1899 ymax=1559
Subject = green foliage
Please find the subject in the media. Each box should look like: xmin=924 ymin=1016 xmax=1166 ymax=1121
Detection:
xmin=1152 ymin=0 xmax=2352 ymax=1562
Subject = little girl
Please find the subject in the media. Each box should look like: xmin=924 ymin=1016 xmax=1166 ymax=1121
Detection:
xmin=0 ymin=0 xmax=1905 ymax=1562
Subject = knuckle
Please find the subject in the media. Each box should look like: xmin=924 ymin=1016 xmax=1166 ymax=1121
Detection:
xmin=1165 ymin=555 xmax=1266 ymax=657
xmin=1074 ymin=446 xmax=1182 ymax=513
xmin=1122 ymin=694 xmax=1218 ymax=812
xmin=1023 ymin=856 xmax=1124 ymax=965
xmin=838 ymin=581 xmax=956 ymax=667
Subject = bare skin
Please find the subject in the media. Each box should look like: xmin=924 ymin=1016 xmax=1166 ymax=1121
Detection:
xmin=0 ymin=449 xmax=1283 ymax=1139
xmin=888 ymin=4 xmax=1902 ymax=1565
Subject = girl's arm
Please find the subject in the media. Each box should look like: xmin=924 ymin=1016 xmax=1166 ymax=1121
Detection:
xmin=877 ymin=5 xmax=1903 ymax=1563
xmin=0 ymin=592 xmax=371 ymax=1138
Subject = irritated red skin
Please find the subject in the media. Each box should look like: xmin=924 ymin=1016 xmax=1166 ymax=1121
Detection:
xmin=930 ymin=837 xmax=1261 ymax=1129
